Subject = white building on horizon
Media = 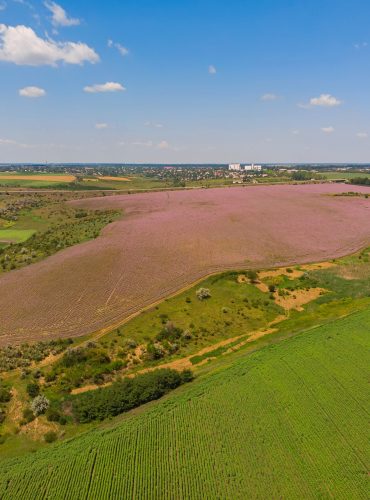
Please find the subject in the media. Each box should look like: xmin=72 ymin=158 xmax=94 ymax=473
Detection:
xmin=244 ymin=163 xmax=262 ymax=171
xmin=228 ymin=163 xmax=262 ymax=172
xmin=228 ymin=163 xmax=242 ymax=171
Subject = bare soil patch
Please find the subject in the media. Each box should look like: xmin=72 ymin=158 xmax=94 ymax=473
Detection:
xmin=100 ymin=176 xmax=131 ymax=182
xmin=274 ymin=288 xmax=326 ymax=311
xmin=0 ymin=175 xmax=76 ymax=182
xmin=20 ymin=417 xmax=58 ymax=441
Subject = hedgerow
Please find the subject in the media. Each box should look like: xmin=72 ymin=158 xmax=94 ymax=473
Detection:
xmin=72 ymin=368 xmax=193 ymax=423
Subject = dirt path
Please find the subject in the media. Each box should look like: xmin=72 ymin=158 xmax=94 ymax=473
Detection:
xmin=71 ymin=314 xmax=289 ymax=396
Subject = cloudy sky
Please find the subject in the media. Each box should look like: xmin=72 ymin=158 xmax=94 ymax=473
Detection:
xmin=0 ymin=0 xmax=369 ymax=163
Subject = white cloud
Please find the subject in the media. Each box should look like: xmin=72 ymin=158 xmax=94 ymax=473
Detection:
xmin=261 ymin=93 xmax=279 ymax=101
xmin=357 ymin=132 xmax=368 ymax=139
xmin=208 ymin=65 xmax=216 ymax=74
xmin=95 ymin=123 xmax=108 ymax=129
xmin=311 ymin=94 xmax=342 ymax=107
xmin=19 ymin=86 xmax=46 ymax=97
xmin=132 ymin=140 xmax=153 ymax=147
xmin=321 ymin=126 xmax=334 ymax=133
xmin=291 ymin=129 xmax=300 ymax=135
xmin=0 ymin=24 xmax=99 ymax=66
xmin=299 ymin=94 xmax=342 ymax=108
xmin=0 ymin=2 xmax=6 ymax=11
xmin=157 ymin=140 xmax=170 ymax=150
xmin=354 ymin=42 xmax=368 ymax=49
xmin=144 ymin=121 xmax=163 ymax=128
xmin=44 ymin=1 xmax=80 ymax=27
xmin=0 ymin=137 xmax=33 ymax=148
xmin=84 ymin=82 xmax=125 ymax=93
xmin=107 ymin=39 xmax=129 ymax=57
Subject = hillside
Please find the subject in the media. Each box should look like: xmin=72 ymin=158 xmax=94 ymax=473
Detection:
xmin=1 ymin=308 xmax=369 ymax=499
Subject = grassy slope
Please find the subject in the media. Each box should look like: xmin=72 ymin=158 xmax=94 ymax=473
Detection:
xmin=1 ymin=308 xmax=369 ymax=499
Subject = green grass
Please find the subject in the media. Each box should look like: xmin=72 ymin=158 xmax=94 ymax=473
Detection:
xmin=101 ymin=271 xmax=283 ymax=359
xmin=0 ymin=179 xmax=73 ymax=189
xmin=0 ymin=308 xmax=368 ymax=499
xmin=323 ymin=171 xmax=370 ymax=180
xmin=0 ymin=229 xmax=36 ymax=243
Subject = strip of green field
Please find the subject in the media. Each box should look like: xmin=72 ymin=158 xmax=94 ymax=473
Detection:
xmin=1 ymin=308 xmax=368 ymax=499
xmin=0 ymin=229 xmax=36 ymax=243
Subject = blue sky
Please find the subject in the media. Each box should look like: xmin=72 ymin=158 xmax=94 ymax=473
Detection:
xmin=0 ymin=0 xmax=369 ymax=163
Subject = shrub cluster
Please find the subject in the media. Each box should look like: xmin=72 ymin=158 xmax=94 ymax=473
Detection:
xmin=350 ymin=177 xmax=370 ymax=186
xmin=196 ymin=288 xmax=211 ymax=300
xmin=0 ymin=208 xmax=119 ymax=273
xmin=72 ymin=368 xmax=193 ymax=423
xmin=0 ymin=338 xmax=72 ymax=373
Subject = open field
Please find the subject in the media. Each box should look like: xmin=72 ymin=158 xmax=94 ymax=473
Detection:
xmin=0 ymin=246 xmax=368 ymax=460
xmin=0 ymin=175 xmax=76 ymax=183
xmin=0 ymin=229 xmax=36 ymax=244
xmin=0 ymin=183 xmax=369 ymax=345
xmin=323 ymin=171 xmax=370 ymax=180
xmin=1 ymin=308 xmax=368 ymax=499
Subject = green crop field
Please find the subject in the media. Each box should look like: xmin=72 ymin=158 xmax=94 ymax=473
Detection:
xmin=1 ymin=308 xmax=368 ymax=499
xmin=323 ymin=171 xmax=370 ymax=180
xmin=0 ymin=228 xmax=36 ymax=243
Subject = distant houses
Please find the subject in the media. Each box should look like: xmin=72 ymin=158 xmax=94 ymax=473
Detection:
xmin=228 ymin=163 xmax=262 ymax=172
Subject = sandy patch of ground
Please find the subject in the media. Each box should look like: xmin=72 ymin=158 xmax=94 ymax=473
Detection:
xmin=20 ymin=417 xmax=59 ymax=441
xmin=259 ymin=268 xmax=303 ymax=280
xmin=99 ymin=176 xmax=131 ymax=182
xmin=7 ymin=388 xmax=24 ymax=423
xmin=0 ymin=175 xmax=76 ymax=182
xmin=303 ymin=261 xmax=336 ymax=272
xmin=274 ymin=287 xmax=326 ymax=311
xmin=255 ymin=281 xmax=269 ymax=293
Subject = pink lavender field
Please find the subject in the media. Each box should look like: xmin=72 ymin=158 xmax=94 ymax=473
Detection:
xmin=0 ymin=184 xmax=369 ymax=344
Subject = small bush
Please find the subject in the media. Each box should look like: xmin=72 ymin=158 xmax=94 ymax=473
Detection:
xmin=246 ymin=270 xmax=258 ymax=283
xmin=26 ymin=382 xmax=40 ymax=398
xmin=196 ymin=288 xmax=211 ymax=300
xmin=46 ymin=407 xmax=62 ymax=423
xmin=21 ymin=407 xmax=35 ymax=425
xmin=44 ymin=431 xmax=57 ymax=443
xmin=31 ymin=395 xmax=49 ymax=416
xmin=0 ymin=385 xmax=11 ymax=403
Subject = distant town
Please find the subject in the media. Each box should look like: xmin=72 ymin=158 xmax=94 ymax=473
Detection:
xmin=0 ymin=163 xmax=369 ymax=190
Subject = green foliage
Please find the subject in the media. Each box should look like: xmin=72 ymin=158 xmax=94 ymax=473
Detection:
xmin=0 ymin=310 xmax=368 ymax=498
xmin=26 ymin=383 xmax=40 ymax=398
xmin=44 ymin=431 xmax=57 ymax=444
xmin=0 ymin=384 xmax=11 ymax=403
xmin=0 ymin=338 xmax=72 ymax=373
xmin=31 ymin=395 xmax=49 ymax=416
xmin=0 ymin=207 xmax=120 ymax=273
xmin=21 ymin=408 xmax=35 ymax=425
xmin=246 ymin=270 xmax=258 ymax=283
xmin=156 ymin=322 xmax=183 ymax=342
xmin=72 ymin=368 xmax=193 ymax=423
xmin=46 ymin=407 xmax=62 ymax=423
xmin=60 ymin=348 xmax=88 ymax=368
xmin=195 ymin=287 xmax=211 ymax=300
xmin=350 ymin=176 xmax=370 ymax=186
